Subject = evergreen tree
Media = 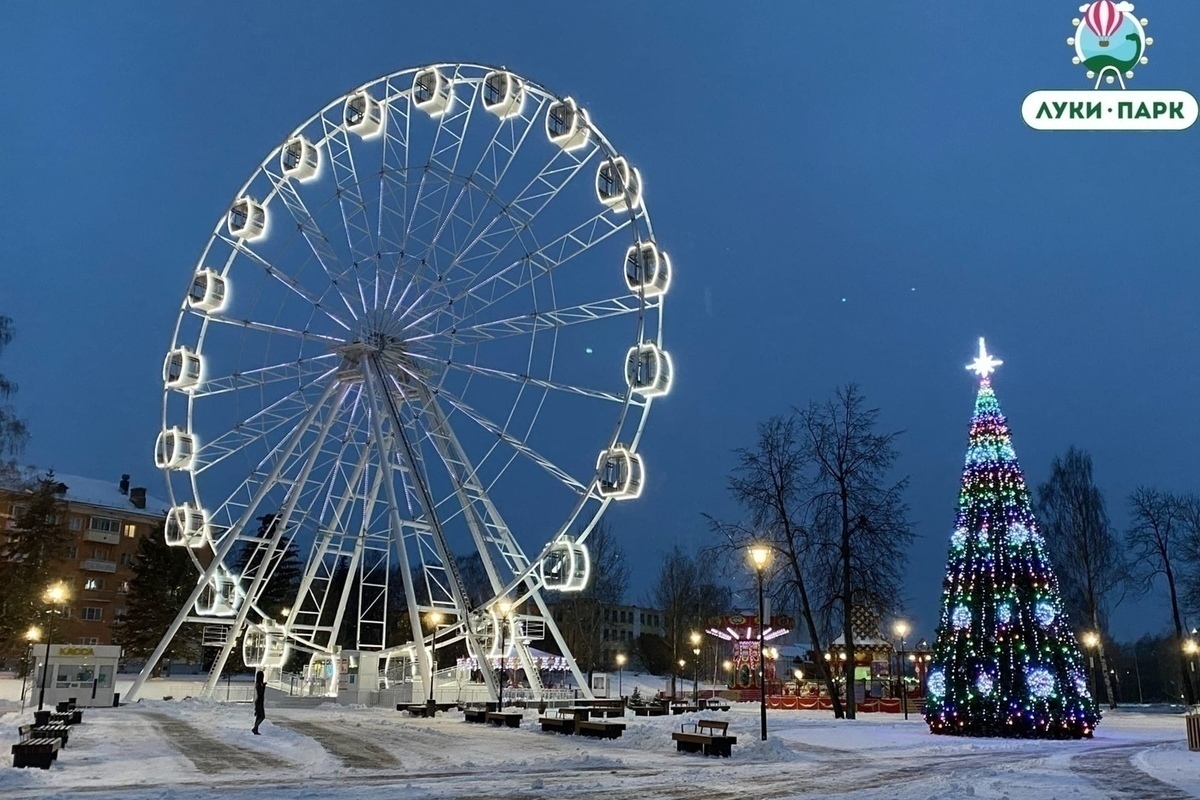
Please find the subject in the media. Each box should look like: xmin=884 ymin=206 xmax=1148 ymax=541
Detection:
xmin=112 ymin=526 xmax=201 ymax=664
xmin=925 ymin=341 xmax=1098 ymax=739
xmin=0 ymin=315 xmax=29 ymax=483
xmin=0 ymin=472 xmax=71 ymax=655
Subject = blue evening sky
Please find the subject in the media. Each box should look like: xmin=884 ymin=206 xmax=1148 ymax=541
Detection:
xmin=2 ymin=1 xmax=1197 ymax=641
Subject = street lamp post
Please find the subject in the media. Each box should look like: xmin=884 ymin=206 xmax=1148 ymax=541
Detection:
xmin=38 ymin=582 xmax=70 ymax=712
xmin=750 ymin=544 xmax=771 ymax=741
xmin=20 ymin=625 xmax=41 ymax=714
xmin=496 ymin=600 xmax=512 ymax=710
xmin=426 ymin=611 xmax=444 ymax=710
xmin=615 ymin=653 xmax=626 ymax=698
xmin=1184 ymin=638 xmax=1199 ymax=700
xmin=690 ymin=631 xmax=702 ymax=704
xmin=894 ymin=621 xmax=909 ymax=720
xmin=1082 ymin=631 xmax=1100 ymax=700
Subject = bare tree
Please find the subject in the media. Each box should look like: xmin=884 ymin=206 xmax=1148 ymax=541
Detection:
xmin=800 ymin=385 xmax=913 ymax=719
xmin=649 ymin=546 xmax=728 ymax=697
xmin=1036 ymin=447 xmax=1125 ymax=708
xmin=1126 ymin=487 xmax=1195 ymax=705
xmin=706 ymin=415 xmax=845 ymax=718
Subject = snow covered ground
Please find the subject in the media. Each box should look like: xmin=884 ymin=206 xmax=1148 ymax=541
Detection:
xmin=1 ymin=677 xmax=1196 ymax=799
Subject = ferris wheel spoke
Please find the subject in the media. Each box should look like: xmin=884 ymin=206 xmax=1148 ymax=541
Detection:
xmin=192 ymin=377 xmax=334 ymax=473
xmin=217 ymin=233 xmax=353 ymax=331
xmin=394 ymin=137 xmax=600 ymax=328
xmin=406 ymin=350 xmax=630 ymax=405
xmin=401 ymin=208 xmax=630 ymax=338
xmin=406 ymin=376 xmax=588 ymax=495
xmin=197 ymin=312 xmax=345 ymax=347
xmin=192 ymin=354 xmax=340 ymax=398
xmin=321 ymin=119 xmax=379 ymax=315
xmin=409 ymin=296 xmax=646 ymax=348
xmin=263 ymin=164 xmax=363 ymax=322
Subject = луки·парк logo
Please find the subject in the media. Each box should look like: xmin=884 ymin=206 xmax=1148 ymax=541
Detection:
xmin=1022 ymin=2 xmax=1196 ymax=131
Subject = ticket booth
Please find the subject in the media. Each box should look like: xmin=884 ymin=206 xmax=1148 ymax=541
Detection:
xmin=336 ymin=650 xmax=382 ymax=705
xmin=34 ymin=644 xmax=121 ymax=708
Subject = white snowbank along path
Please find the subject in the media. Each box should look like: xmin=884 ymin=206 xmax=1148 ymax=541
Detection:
xmin=1 ymin=691 xmax=1195 ymax=799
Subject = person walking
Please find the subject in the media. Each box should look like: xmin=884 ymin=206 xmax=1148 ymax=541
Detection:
xmin=252 ymin=671 xmax=265 ymax=735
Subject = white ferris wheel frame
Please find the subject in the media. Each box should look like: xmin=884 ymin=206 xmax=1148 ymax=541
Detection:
xmin=128 ymin=63 xmax=671 ymax=704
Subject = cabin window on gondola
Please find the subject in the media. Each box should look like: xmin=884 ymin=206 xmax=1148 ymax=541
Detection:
xmin=484 ymin=74 xmax=504 ymax=106
xmin=548 ymin=106 xmax=568 ymax=136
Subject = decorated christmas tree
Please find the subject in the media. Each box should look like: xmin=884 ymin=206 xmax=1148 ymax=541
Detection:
xmin=924 ymin=339 xmax=1099 ymax=739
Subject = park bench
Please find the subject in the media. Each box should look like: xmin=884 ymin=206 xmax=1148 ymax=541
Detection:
xmin=576 ymin=718 xmax=625 ymax=739
xmin=12 ymin=724 xmax=62 ymax=769
xmin=670 ymin=701 xmax=699 ymax=715
xmin=404 ymin=702 xmax=457 ymax=717
xmin=463 ymin=707 xmax=489 ymax=724
xmin=485 ymin=711 xmax=523 ymax=728
xmin=30 ymin=723 xmax=70 ymax=746
xmin=538 ymin=710 xmax=577 ymax=735
xmin=629 ymin=704 xmax=667 ymax=716
xmin=574 ymin=699 xmax=626 ymax=718
xmin=699 ymin=697 xmax=731 ymax=712
xmin=671 ymin=719 xmax=737 ymax=757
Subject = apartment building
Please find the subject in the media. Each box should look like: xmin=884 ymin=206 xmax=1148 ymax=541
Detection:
xmin=1 ymin=473 xmax=169 ymax=646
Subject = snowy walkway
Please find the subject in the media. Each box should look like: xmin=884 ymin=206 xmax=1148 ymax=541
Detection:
xmin=0 ymin=688 xmax=1195 ymax=799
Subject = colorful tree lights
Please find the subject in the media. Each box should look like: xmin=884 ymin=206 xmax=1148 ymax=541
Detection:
xmin=924 ymin=340 xmax=1099 ymax=739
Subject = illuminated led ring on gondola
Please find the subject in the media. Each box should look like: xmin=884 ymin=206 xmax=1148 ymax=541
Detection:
xmin=227 ymin=197 xmax=267 ymax=240
xmin=187 ymin=268 xmax=227 ymax=313
xmin=625 ymin=341 xmax=673 ymax=399
xmin=165 ymin=502 xmax=209 ymax=548
xmin=596 ymin=444 xmax=644 ymax=500
xmin=154 ymin=427 xmax=195 ymax=471
xmin=344 ymin=90 xmax=383 ymax=137
xmin=625 ymin=242 xmax=671 ymax=297
xmin=539 ymin=536 xmax=591 ymax=592
xmin=596 ymin=157 xmax=642 ymax=213
xmin=194 ymin=567 xmax=244 ymax=617
xmin=243 ymin=622 xmax=290 ymax=669
xmin=280 ymin=135 xmax=320 ymax=181
xmin=482 ymin=70 xmax=524 ymax=118
xmin=546 ymin=97 xmax=590 ymax=150
xmin=413 ymin=67 xmax=453 ymax=116
xmin=164 ymin=346 xmax=203 ymax=392
xmin=141 ymin=64 xmax=670 ymax=705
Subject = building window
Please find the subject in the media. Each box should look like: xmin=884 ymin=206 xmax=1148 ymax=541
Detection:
xmin=118 ymin=580 xmax=130 ymax=594
xmin=89 ymin=516 xmax=119 ymax=532
xmin=69 ymin=517 xmax=82 ymax=530
xmin=92 ymin=547 xmax=110 ymax=560
xmin=67 ymin=546 xmax=78 ymax=559
xmin=84 ymin=578 xmax=104 ymax=591
xmin=78 ymin=637 xmax=99 ymax=646
xmin=120 ymin=553 xmax=134 ymax=567
xmin=57 ymin=606 xmax=72 ymax=619
xmin=115 ymin=607 xmax=127 ymax=618
xmin=82 ymin=607 xmax=103 ymax=621
xmin=122 ymin=523 xmax=137 ymax=538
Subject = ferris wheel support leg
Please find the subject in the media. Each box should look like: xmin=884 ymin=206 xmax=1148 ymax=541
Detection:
xmin=526 ymin=583 xmax=594 ymax=700
xmin=203 ymin=382 xmax=352 ymax=697
xmin=126 ymin=381 xmax=345 ymax=702
xmin=287 ymin=440 xmax=375 ymax=641
xmin=362 ymin=361 xmax=436 ymax=694
xmin=363 ymin=359 xmax=499 ymax=700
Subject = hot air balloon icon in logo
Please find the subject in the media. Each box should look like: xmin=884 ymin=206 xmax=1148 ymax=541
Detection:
xmin=1068 ymin=1 xmax=1152 ymax=89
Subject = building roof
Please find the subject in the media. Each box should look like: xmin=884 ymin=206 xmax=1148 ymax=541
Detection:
xmin=50 ymin=473 xmax=170 ymax=518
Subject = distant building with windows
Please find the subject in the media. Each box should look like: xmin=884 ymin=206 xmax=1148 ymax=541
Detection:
xmin=1 ymin=473 xmax=168 ymax=646
xmin=546 ymin=601 xmax=667 ymax=669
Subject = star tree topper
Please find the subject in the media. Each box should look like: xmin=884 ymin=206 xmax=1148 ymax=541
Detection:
xmin=967 ymin=337 xmax=1003 ymax=378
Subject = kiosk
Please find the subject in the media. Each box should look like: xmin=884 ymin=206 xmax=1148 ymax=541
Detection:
xmin=35 ymin=644 xmax=121 ymax=708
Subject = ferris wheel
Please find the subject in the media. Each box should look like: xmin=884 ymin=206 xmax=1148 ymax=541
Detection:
xmin=126 ymin=63 xmax=671 ymax=702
